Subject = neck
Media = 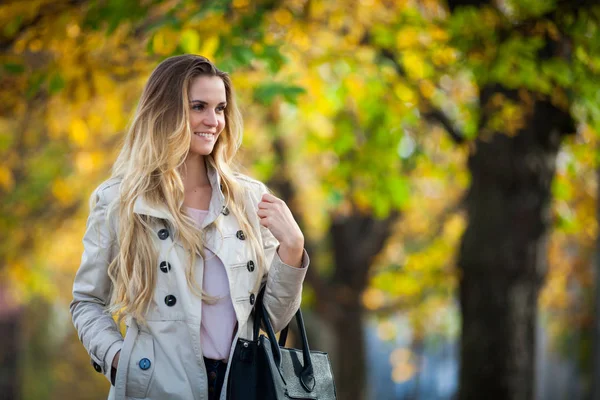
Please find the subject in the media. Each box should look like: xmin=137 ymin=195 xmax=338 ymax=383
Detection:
xmin=181 ymin=153 xmax=210 ymax=190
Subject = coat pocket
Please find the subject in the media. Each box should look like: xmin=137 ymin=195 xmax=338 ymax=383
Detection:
xmin=125 ymin=331 xmax=155 ymax=398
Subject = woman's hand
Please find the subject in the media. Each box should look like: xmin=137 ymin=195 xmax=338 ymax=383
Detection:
xmin=257 ymin=193 xmax=304 ymax=267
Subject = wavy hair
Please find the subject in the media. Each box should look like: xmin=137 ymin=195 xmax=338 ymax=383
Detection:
xmin=102 ymin=54 xmax=265 ymax=324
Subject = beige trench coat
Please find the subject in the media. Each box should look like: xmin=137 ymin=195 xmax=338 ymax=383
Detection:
xmin=70 ymin=163 xmax=309 ymax=400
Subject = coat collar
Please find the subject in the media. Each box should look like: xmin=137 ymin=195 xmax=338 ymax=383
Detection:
xmin=133 ymin=157 xmax=226 ymax=228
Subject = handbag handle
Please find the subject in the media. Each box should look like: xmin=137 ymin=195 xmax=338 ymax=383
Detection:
xmin=261 ymin=302 xmax=316 ymax=392
xmin=252 ymin=286 xmax=266 ymax=340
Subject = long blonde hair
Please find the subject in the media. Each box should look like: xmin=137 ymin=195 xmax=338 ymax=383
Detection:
xmin=104 ymin=55 xmax=265 ymax=324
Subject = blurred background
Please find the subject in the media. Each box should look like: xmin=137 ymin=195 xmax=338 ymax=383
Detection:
xmin=1 ymin=0 xmax=600 ymax=399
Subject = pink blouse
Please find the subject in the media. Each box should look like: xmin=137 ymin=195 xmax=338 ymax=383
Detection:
xmin=186 ymin=207 xmax=237 ymax=361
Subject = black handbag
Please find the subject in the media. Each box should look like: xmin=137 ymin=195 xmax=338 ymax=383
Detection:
xmin=227 ymin=289 xmax=337 ymax=399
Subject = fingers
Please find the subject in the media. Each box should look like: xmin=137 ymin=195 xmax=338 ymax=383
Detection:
xmin=257 ymin=210 xmax=272 ymax=228
xmin=257 ymin=193 xmax=285 ymax=230
xmin=258 ymin=194 xmax=283 ymax=210
xmin=261 ymin=193 xmax=281 ymax=203
xmin=258 ymin=216 xmax=269 ymax=228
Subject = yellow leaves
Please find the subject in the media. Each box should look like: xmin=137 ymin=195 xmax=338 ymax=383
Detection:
xmin=104 ymin=96 xmax=125 ymax=130
xmin=392 ymin=362 xmax=416 ymax=383
xmin=69 ymin=118 xmax=89 ymax=147
xmin=402 ymin=51 xmax=428 ymax=80
xmin=4 ymin=258 xmax=58 ymax=304
xmin=432 ymin=46 xmax=457 ymax=66
xmin=180 ymin=29 xmax=201 ymax=54
xmin=28 ymin=39 xmax=43 ymax=52
xmin=0 ymin=165 xmax=14 ymax=191
xmin=377 ymin=320 xmax=397 ymax=341
xmin=353 ymin=190 xmax=372 ymax=213
xmin=199 ymin=36 xmax=220 ymax=61
xmin=92 ymin=72 xmax=115 ymax=96
xmin=152 ymin=28 xmax=180 ymax=55
xmin=395 ymin=27 xmax=420 ymax=50
xmin=429 ymin=26 xmax=448 ymax=42
xmin=362 ymin=287 xmax=386 ymax=310
xmin=355 ymin=47 xmax=375 ymax=63
xmin=52 ymin=178 xmax=76 ymax=206
xmin=287 ymin=25 xmax=312 ymax=52
xmin=394 ymin=82 xmax=416 ymax=104
xmin=418 ymin=80 xmax=436 ymax=99
xmin=484 ymin=94 xmax=527 ymax=137
xmin=307 ymin=113 xmax=334 ymax=138
xmin=75 ymin=151 xmax=104 ymax=174
xmin=389 ymin=348 xmax=417 ymax=383
xmin=443 ymin=214 xmax=465 ymax=240
xmin=273 ymin=9 xmax=293 ymax=27
xmin=233 ymin=0 xmax=250 ymax=8
xmin=66 ymin=23 xmax=80 ymax=38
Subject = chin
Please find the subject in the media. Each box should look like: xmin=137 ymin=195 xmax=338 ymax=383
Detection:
xmin=189 ymin=135 xmax=219 ymax=156
xmin=189 ymin=146 xmax=215 ymax=156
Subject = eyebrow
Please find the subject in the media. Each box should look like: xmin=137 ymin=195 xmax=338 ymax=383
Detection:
xmin=189 ymin=100 xmax=227 ymax=105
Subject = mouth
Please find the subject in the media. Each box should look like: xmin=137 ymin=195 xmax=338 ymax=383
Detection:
xmin=194 ymin=132 xmax=216 ymax=141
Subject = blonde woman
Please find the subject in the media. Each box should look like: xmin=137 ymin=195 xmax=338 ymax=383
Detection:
xmin=70 ymin=55 xmax=308 ymax=400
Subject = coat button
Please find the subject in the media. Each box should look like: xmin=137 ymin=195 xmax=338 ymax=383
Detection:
xmin=236 ymin=230 xmax=245 ymax=240
xmin=159 ymin=261 xmax=171 ymax=273
xmin=158 ymin=229 xmax=169 ymax=240
xmin=165 ymin=295 xmax=177 ymax=307
xmin=247 ymin=260 xmax=255 ymax=272
xmin=139 ymin=358 xmax=151 ymax=370
xmin=222 ymin=206 xmax=230 ymax=216
xmin=92 ymin=360 xmax=102 ymax=373
xmin=249 ymin=293 xmax=255 ymax=305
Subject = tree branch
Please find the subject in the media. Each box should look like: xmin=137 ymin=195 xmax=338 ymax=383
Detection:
xmin=364 ymin=35 xmax=468 ymax=144
xmin=421 ymin=108 xmax=466 ymax=144
xmin=0 ymin=0 xmax=88 ymax=53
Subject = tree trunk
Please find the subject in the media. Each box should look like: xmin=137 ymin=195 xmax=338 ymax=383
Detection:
xmin=331 ymin=298 xmax=366 ymax=400
xmin=592 ymin=158 xmax=600 ymax=400
xmin=457 ymin=87 xmax=574 ymax=400
xmin=0 ymin=283 xmax=23 ymax=400
xmin=326 ymin=213 xmax=396 ymax=400
xmin=269 ymin=126 xmax=398 ymax=400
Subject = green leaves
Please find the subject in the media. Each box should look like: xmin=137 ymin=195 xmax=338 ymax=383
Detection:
xmin=48 ymin=73 xmax=65 ymax=94
xmin=83 ymin=0 xmax=153 ymax=33
xmin=2 ymin=62 xmax=25 ymax=74
xmin=253 ymin=83 xmax=305 ymax=105
xmin=179 ymin=29 xmax=201 ymax=53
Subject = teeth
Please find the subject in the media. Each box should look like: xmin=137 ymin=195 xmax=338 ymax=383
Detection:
xmin=195 ymin=132 xmax=214 ymax=138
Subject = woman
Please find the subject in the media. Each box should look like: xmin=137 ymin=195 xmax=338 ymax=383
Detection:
xmin=70 ymin=54 xmax=309 ymax=400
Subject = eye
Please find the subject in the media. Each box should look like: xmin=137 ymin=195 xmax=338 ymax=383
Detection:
xmin=191 ymin=104 xmax=204 ymax=111
xmin=216 ymin=105 xmax=226 ymax=113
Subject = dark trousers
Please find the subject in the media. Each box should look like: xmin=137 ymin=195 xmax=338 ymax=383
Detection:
xmin=204 ymin=357 xmax=227 ymax=400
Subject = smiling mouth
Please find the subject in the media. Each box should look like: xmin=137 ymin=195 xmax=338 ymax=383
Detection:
xmin=194 ymin=132 xmax=216 ymax=139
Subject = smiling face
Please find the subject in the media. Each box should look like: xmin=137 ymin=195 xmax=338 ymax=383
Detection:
xmin=188 ymin=75 xmax=227 ymax=156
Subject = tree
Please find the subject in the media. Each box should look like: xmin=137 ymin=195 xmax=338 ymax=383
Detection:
xmin=4 ymin=1 xmax=600 ymax=399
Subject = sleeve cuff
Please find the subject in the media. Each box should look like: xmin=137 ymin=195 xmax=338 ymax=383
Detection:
xmin=267 ymin=248 xmax=309 ymax=296
xmin=103 ymin=339 xmax=123 ymax=383
xmin=274 ymin=247 xmax=310 ymax=271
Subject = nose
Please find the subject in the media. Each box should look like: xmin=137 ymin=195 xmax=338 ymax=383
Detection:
xmin=203 ymin=110 xmax=218 ymax=127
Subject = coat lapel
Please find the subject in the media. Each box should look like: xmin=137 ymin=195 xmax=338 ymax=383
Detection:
xmin=132 ymin=157 xmax=227 ymax=256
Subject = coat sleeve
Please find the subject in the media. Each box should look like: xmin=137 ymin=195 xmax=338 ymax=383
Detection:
xmin=70 ymin=185 xmax=123 ymax=383
xmin=257 ymin=183 xmax=310 ymax=333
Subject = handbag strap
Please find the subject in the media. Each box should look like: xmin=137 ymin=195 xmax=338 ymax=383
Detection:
xmin=251 ymin=285 xmax=267 ymax=340
xmin=261 ymin=302 xmax=316 ymax=392
xmin=251 ymin=286 xmax=289 ymax=346
xmin=278 ymin=325 xmax=289 ymax=347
